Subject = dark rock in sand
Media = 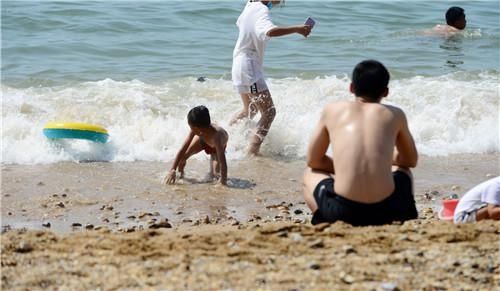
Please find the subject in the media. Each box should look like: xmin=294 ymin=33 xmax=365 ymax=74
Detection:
xmin=138 ymin=212 xmax=153 ymax=219
xmin=342 ymin=245 xmax=357 ymax=254
xmin=16 ymin=241 xmax=33 ymax=253
xmin=149 ymin=219 xmax=172 ymax=229
xmin=308 ymin=239 xmax=325 ymax=249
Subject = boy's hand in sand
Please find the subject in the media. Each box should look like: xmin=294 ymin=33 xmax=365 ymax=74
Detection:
xmin=164 ymin=170 xmax=176 ymax=185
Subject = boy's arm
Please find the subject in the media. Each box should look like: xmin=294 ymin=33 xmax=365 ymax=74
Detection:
xmin=214 ymin=134 xmax=228 ymax=186
xmin=486 ymin=204 xmax=500 ymax=220
xmin=170 ymin=131 xmax=195 ymax=171
xmin=267 ymin=25 xmax=311 ymax=38
xmin=393 ymin=111 xmax=418 ymax=168
xmin=165 ymin=131 xmax=195 ymax=184
xmin=476 ymin=204 xmax=500 ymax=221
xmin=307 ymin=108 xmax=334 ymax=173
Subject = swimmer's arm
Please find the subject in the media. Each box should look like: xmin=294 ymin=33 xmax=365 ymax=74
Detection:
xmin=214 ymin=135 xmax=227 ymax=186
xmin=267 ymin=25 xmax=311 ymax=38
xmin=307 ymin=111 xmax=334 ymax=173
xmin=393 ymin=111 xmax=418 ymax=168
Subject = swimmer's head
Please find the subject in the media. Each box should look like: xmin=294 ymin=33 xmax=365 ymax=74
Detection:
xmin=446 ymin=6 xmax=466 ymax=30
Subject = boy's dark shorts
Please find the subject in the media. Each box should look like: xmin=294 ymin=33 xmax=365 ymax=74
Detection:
xmin=311 ymin=171 xmax=418 ymax=226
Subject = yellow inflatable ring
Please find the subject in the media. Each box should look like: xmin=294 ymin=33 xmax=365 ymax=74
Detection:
xmin=43 ymin=122 xmax=109 ymax=143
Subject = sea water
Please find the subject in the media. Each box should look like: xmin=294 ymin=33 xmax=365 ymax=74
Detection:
xmin=2 ymin=1 xmax=499 ymax=164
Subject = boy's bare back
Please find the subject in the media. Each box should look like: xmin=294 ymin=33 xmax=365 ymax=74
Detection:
xmin=198 ymin=123 xmax=229 ymax=150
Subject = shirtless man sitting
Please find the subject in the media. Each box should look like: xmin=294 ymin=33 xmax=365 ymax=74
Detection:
xmin=303 ymin=60 xmax=419 ymax=226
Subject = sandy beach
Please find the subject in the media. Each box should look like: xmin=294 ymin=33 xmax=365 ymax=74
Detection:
xmin=1 ymin=154 xmax=499 ymax=289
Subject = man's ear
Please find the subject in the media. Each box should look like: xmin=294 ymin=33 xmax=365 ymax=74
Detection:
xmin=349 ymin=83 xmax=355 ymax=94
xmin=382 ymin=87 xmax=389 ymax=98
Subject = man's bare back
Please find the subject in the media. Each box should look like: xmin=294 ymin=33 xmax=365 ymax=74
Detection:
xmin=318 ymin=99 xmax=416 ymax=203
xmin=303 ymin=60 xmax=418 ymax=226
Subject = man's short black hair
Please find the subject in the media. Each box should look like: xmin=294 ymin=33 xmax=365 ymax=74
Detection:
xmin=351 ymin=60 xmax=390 ymax=102
xmin=446 ymin=7 xmax=465 ymax=26
xmin=187 ymin=105 xmax=211 ymax=127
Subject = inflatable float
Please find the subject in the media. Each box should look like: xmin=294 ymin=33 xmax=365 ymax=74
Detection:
xmin=43 ymin=122 xmax=109 ymax=143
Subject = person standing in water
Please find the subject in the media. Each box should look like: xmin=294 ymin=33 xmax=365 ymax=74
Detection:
xmin=230 ymin=0 xmax=312 ymax=155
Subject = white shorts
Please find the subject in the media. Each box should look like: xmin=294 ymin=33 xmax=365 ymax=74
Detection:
xmin=454 ymin=211 xmax=477 ymax=223
xmin=453 ymin=204 xmax=487 ymax=224
xmin=235 ymin=78 xmax=268 ymax=94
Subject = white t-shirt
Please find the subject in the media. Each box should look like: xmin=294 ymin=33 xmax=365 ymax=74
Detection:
xmin=454 ymin=177 xmax=500 ymax=223
xmin=232 ymin=1 xmax=277 ymax=86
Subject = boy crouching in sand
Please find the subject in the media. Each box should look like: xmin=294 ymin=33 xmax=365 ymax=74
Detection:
xmin=303 ymin=60 xmax=419 ymax=226
xmin=164 ymin=105 xmax=229 ymax=186
xmin=454 ymin=177 xmax=500 ymax=223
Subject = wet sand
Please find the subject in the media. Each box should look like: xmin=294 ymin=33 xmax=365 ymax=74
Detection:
xmin=2 ymin=154 xmax=498 ymax=233
xmin=1 ymin=154 xmax=499 ymax=289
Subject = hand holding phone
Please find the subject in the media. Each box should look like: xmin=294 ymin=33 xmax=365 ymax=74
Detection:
xmin=304 ymin=17 xmax=316 ymax=28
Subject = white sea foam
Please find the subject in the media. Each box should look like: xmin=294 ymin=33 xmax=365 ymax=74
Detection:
xmin=2 ymin=72 xmax=499 ymax=164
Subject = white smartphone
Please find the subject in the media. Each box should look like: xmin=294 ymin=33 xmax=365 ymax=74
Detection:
xmin=304 ymin=17 xmax=316 ymax=28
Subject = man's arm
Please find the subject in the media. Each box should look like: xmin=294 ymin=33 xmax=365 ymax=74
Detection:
xmin=267 ymin=25 xmax=311 ymax=38
xmin=214 ymin=134 xmax=228 ymax=186
xmin=393 ymin=111 xmax=418 ymax=168
xmin=306 ymin=108 xmax=334 ymax=173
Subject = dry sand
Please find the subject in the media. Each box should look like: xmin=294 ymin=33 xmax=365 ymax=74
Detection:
xmin=1 ymin=154 xmax=499 ymax=290
xmin=2 ymin=221 xmax=499 ymax=290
